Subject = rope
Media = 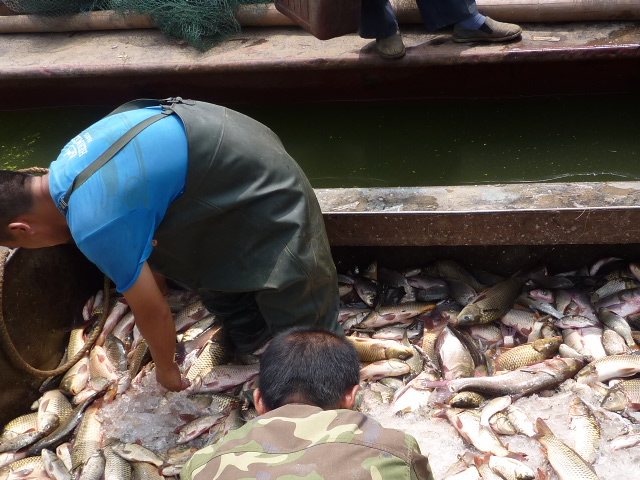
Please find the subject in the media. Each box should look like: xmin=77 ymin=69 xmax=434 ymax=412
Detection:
xmin=17 ymin=167 xmax=49 ymax=175
xmin=0 ymin=248 xmax=111 ymax=378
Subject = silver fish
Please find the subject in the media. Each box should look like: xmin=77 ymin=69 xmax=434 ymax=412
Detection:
xmin=443 ymin=357 xmax=584 ymax=397
xmin=575 ymin=354 xmax=640 ymax=384
xmin=110 ymin=441 xmax=164 ymax=467
xmin=359 ymin=302 xmax=435 ymax=328
xmin=436 ymin=326 xmax=475 ymax=380
xmin=359 ymin=359 xmax=411 ymax=381
xmin=516 ymin=293 xmax=563 ymax=319
xmin=176 ymin=414 xmax=224 ymax=444
xmin=445 ymin=408 xmax=519 ymax=458
xmin=503 ymin=405 xmax=536 ymax=438
xmin=488 ymin=456 xmax=535 ymax=480
xmin=598 ymin=308 xmax=638 ymax=349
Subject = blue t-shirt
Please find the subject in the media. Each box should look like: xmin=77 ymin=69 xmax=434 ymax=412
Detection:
xmin=48 ymin=106 xmax=188 ymax=292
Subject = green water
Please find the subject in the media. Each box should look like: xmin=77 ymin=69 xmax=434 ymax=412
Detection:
xmin=1 ymin=95 xmax=638 ymax=188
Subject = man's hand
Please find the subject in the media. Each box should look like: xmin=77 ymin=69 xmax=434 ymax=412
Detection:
xmin=124 ymin=262 xmax=189 ymax=393
xmin=155 ymin=362 xmax=190 ymax=392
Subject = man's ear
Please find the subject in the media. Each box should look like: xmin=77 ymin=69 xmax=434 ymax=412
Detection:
xmin=254 ymin=388 xmax=269 ymax=415
xmin=8 ymin=220 xmax=32 ymax=235
xmin=338 ymin=384 xmax=361 ymax=410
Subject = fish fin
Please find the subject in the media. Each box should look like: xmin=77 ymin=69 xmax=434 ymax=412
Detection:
xmin=618 ymin=366 xmax=640 ymax=376
xmin=401 ymin=330 xmax=411 ymax=348
xmin=431 ymin=407 xmax=448 ymax=419
xmin=535 ymin=417 xmax=552 ymax=436
xmin=179 ymin=413 xmax=198 ymax=423
xmin=503 ymin=441 xmax=527 ymax=461
xmin=470 ymin=293 xmax=488 ymax=304
xmin=473 ymin=454 xmax=491 ymax=468
xmin=506 ymin=450 xmax=527 ymax=462
xmin=537 ymin=467 xmax=551 ymax=480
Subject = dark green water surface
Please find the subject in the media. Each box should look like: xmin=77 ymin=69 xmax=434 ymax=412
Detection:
xmin=1 ymin=95 xmax=638 ymax=188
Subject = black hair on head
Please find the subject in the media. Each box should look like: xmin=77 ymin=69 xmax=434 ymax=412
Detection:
xmin=258 ymin=327 xmax=360 ymax=410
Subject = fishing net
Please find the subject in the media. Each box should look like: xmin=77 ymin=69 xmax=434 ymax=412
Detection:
xmin=1 ymin=0 xmax=272 ymax=51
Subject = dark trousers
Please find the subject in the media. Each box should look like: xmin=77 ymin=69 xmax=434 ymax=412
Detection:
xmin=200 ymin=274 xmax=341 ymax=355
xmin=360 ymin=0 xmax=478 ymax=39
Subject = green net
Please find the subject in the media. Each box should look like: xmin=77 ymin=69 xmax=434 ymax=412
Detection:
xmin=1 ymin=0 xmax=272 ymax=51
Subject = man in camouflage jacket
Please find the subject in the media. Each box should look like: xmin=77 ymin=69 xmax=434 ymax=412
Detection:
xmin=180 ymin=327 xmax=434 ymax=480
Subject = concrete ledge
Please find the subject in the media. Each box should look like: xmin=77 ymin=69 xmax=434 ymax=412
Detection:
xmin=0 ymin=21 xmax=638 ymax=108
xmin=317 ymin=182 xmax=640 ymax=246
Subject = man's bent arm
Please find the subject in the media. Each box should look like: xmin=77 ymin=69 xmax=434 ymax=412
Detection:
xmin=123 ymin=262 xmax=187 ymax=391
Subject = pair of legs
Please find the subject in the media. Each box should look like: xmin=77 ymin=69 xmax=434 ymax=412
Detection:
xmin=199 ymin=260 xmax=341 ymax=357
xmin=360 ymin=0 xmax=522 ymax=58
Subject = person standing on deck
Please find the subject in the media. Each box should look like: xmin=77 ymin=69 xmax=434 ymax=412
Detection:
xmin=362 ymin=0 xmax=522 ymax=59
xmin=0 ymin=97 xmax=340 ymax=392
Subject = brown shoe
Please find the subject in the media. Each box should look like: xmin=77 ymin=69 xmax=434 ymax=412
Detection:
xmin=453 ymin=17 xmax=522 ymax=43
xmin=375 ymin=32 xmax=406 ymax=59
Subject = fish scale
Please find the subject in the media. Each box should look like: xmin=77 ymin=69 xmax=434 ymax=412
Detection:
xmin=569 ymin=397 xmax=601 ymax=464
xmin=1 ymin=412 xmax=38 ymax=440
xmin=38 ymin=391 xmax=73 ymax=431
xmin=455 ymin=278 xmax=526 ymax=327
xmin=132 ymin=460 xmax=164 ymax=480
xmin=346 ymin=336 xmax=413 ymax=362
xmin=0 ymin=455 xmax=47 ymax=478
xmin=445 ymin=408 xmax=513 ymax=457
xmin=535 ymin=418 xmax=600 ymax=480
xmin=494 ymin=337 xmax=562 ymax=371
xmin=71 ymin=406 xmax=102 ymax=472
xmin=185 ymin=341 xmax=227 ymax=382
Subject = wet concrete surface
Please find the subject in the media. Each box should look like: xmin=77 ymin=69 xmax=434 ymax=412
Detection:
xmin=0 ymin=20 xmax=638 ymax=108
xmin=316 ymin=182 xmax=640 ymax=246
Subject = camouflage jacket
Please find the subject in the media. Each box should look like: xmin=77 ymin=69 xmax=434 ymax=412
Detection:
xmin=180 ymin=404 xmax=434 ymax=480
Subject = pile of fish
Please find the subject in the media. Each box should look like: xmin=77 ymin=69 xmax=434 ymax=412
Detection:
xmin=0 ymin=288 xmax=260 ymax=480
xmin=339 ymin=258 xmax=640 ymax=480
xmin=2 ymin=256 xmax=640 ymax=479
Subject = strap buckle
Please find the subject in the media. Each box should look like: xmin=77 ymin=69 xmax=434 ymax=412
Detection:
xmin=58 ymin=197 xmax=68 ymax=213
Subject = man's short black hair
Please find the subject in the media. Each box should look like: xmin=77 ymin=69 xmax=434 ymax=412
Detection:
xmin=258 ymin=327 xmax=360 ymax=410
xmin=0 ymin=170 xmax=33 ymax=243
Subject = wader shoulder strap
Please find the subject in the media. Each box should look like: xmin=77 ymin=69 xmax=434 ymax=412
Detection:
xmin=58 ymin=108 xmax=174 ymax=213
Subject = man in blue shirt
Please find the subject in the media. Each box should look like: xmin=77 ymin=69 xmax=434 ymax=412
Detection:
xmin=0 ymin=98 xmax=340 ymax=392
